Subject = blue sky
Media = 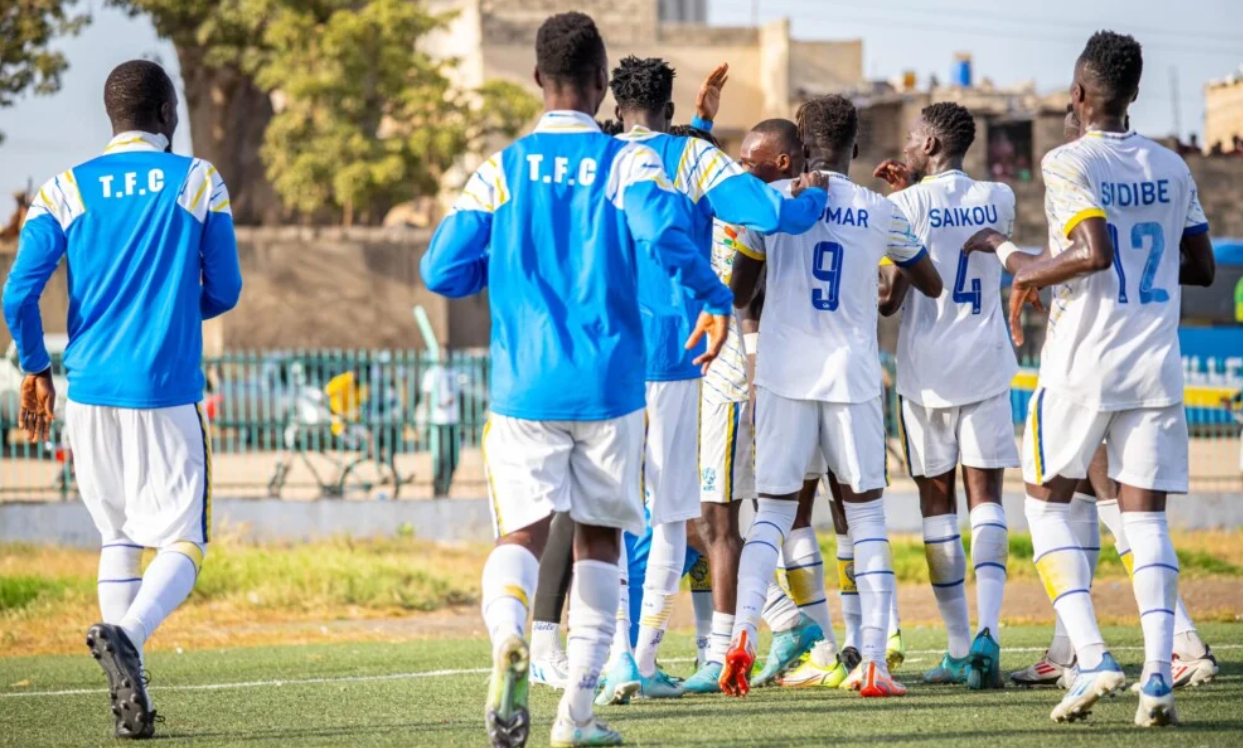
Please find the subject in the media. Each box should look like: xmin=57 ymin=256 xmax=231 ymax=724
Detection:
xmin=0 ymin=0 xmax=1240 ymax=216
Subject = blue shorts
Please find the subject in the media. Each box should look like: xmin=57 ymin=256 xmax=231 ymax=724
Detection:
xmin=624 ymin=503 xmax=701 ymax=646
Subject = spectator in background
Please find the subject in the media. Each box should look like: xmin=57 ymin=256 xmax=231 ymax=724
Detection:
xmin=421 ymin=357 xmax=460 ymax=497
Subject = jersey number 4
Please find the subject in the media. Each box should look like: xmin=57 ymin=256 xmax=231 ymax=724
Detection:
xmin=812 ymin=241 xmax=843 ymax=311
xmin=1108 ymin=221 xmax=1169 ymax=305
xmin=952 ymin=251 xmax=982 ymax=314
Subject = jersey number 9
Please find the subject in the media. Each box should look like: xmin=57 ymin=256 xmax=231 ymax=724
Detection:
xmin=812 ymin=241 xmax=843 ymax=312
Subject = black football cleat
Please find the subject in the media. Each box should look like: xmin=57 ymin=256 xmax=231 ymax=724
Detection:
xmin=86 ymin=623 xmax=157 ymax=739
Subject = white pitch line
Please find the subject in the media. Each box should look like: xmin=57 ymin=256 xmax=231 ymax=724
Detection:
xmin=4 ymin=644 xmax=1239 ymax=700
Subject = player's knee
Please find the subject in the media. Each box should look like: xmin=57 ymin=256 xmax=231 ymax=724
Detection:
xmin=163 ymin=539 xmax=208 ymax=575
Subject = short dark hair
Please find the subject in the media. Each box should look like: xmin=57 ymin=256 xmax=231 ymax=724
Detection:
xmin=751 ymin=118 xmax=802 ymax=154
xmin=536 ymin=12 xmax=606 ymax=88
xmin=103 ymin=60 xmax=176 ymax=128
xmin=795 ymin=95 xmax=857 ymax=153
xmin=597 ymin=119 xmax=624 ymax=136
xmin=921 ymin=102 xmax=976 ymax=157
xmin=610 ymin=56 xmax=675 ymax=114
xmin=1078 ymin=30 xmax=1143 ymax=106
xmin=669 ymin=124 xmax=720 ymax=149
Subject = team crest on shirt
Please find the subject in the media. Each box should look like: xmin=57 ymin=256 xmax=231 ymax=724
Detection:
xmin=700 ymin=467 xmax=718 ymax=493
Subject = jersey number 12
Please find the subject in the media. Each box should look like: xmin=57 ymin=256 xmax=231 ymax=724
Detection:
xmin=812 ymin=241 xmax=843 ymax=311
xmin=1108 ymin=221 xmax=1169 ymax=305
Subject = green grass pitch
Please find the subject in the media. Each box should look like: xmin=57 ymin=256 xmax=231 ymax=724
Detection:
xmin=2 ymin=623 xmax=1241 ymax=747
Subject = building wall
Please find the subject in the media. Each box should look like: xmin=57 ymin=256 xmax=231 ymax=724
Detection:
xmin=1205 ymin=76 xmax=1243 ymax=152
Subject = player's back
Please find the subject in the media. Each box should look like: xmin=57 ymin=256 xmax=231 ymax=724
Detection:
xmin=482 ymin=116 xmax=649 ymax=420
xmin=890 ymin=172 xmax=1017 ymax=406
xmin=757 ymin=173 xmax=923 ymax=403
xmin=11 ymin=133 xmax=238 ymax=408
xmin=1040 ymin=132 xmax=1205 ymax=409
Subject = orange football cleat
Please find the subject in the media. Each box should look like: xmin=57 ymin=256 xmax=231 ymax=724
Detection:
xmin=719 ymin=631 xmax=756 ymax=697
xmin=859 ymin=661 xmax=907 ymax=698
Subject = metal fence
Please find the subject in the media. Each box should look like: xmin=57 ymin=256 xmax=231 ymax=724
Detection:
xmin=2 ymin=349 xmax=1241 ymax=500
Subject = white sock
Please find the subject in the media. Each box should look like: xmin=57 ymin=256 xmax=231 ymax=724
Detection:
xmin=559 ymin=560 xmax=618 ymax=724
xmin=635 ymin=521 xmax=685 ymax=677
xmin=761 ymin=582 xmax=801 ymax=633
xmin=119 ymin=542 xmax=204 ymax=656
xmin=923 ymin=514 xmax=969 ymax=658
xmin=481 ymin=544 xmax=539 ymax=659
xmin=888 ymin=594 xmax=901 ymax=638
xmin=835 ymin=533 xmax=862 ymax=651
xmin=845 ymin=499 xmax=894 ymax=670
xmin=1123 ymin=512 xmax=1179 ymax=685
xmin=731 ymin=499 xmax=798 ymax=647
xmin=1048 ymin=614 xmax=1074 ymax=666
xmin=1025 ymin=497 xmax=1105 ymax=669
xmin=692 ymin=589 xmax=713 ymax=665
xmin=1070 ymin=493 xmax=1102 ymax=577
xmin=782 ymin=527 xmax=837 ymax=663
xmin=969 ymin=503 xmax=1008 ymax=642
xmin=605 ymin=542 xmax=633 ymax=670
xmin=98 ymin=541 xmax=143 ymax=624
xmin=531 ymin=620 xmax=562 ymax=661
xmin=1097 ymin=498 xmax=1131 ymax=572
xmin=708 ymin=612 xmax=734 ymax=665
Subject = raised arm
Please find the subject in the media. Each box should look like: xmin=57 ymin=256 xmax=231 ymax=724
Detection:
xmin=683 ymin=138 xmax=828 ymax=235
xmin=420 ymin=154 xmax=506 ymax=298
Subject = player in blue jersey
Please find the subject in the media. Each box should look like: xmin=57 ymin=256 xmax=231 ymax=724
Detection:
xmin=419 ymin=13 xmax=733 ymax=748
xmin=595 ymin=56 xmax=827 ymax=701
xmin=2 ymin=60 xmax=241 ymax=739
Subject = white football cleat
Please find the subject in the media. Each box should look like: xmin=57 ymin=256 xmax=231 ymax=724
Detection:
xmin=530 ymin=650 xmax=569 ymax=690
xmin=1171 ymin=647 xmax=1218 ymax=688
xmin=1135 ymin=673 xmax=1180 ymax=728
xmin=550 ymin=712 xmax=623 ymax=747
xmin=1051 ymin=654 xmax=1125 ymax=724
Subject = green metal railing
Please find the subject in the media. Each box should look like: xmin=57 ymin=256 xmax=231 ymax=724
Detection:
xmin=2 ymin=348 xmax=1240 ymax=499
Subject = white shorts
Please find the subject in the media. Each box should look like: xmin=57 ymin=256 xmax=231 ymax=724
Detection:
xmin=482 ymin=410 xmax=645 ymax=537
xmin=66 ymin=400 xmax=212 ymax=548
xmin=898 ymin=391 xmax=1019 ymax=477
xmin=644 ymin=379 xmax=702 ymax=524
xmin=699 ymin=397 xmax=755 ymax=504
xmin=1021 ymin=387 xmax=1189 ymax=493
xmin=756 ymin=388 xmax=888 ymax=495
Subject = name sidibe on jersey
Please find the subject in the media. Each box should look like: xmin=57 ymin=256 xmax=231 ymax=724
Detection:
xmin=1100 ymin=179 xmax=1171 ymax=208
xmin=929 ymin=204 xmax=999 ymax=229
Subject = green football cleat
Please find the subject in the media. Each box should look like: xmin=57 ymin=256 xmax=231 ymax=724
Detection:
xmin=550 ymin=714 xmax=623 ymax=747
xmin=485 ymin=635 xmax=530 ymax=748
xmin=683 ymin=661 xmax=724 ymax=694
xmin=886 ymin=629 xmax=906 ymax=671
xmin=752 ymin=614 xmax=823 ymax=687
xmin=638 ymin=667 xmax=684 ymax=699
xmin=966 ymin=628 xmax=1004 ymax=690
xmin=594 ymin=652 xmax=641 ymax=707
xmin=923 ymin=652 xmax=970 ymax=684
xmin=777 ymin=652 xmax=849 ymax=688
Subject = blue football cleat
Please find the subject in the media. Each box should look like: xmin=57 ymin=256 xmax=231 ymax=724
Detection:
xmin=683 ymin=661 xmax=724 ymax=694
xmin=594 ymin=652 xmax=641 ymax=707
xmin=967 ymin=628 xmax=1004 ymax=690
xmin=752 ymin=614 xmax=823 ymax=687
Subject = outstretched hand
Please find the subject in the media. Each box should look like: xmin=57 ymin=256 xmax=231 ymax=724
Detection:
xmin=1008 ymin=281 xmax=1045 ymax=346
xmin=873 ymin=159 xmax=914 ymax=192
xmin=687 ymin=311 xmax=730 ymax=374
xmin=695 ymin=63 xmax=730 ymax=124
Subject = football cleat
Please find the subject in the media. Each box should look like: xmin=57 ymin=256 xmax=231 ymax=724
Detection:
xmin=1050 ymin=653 xmax=1126 ymax=724
xmin=1009 ymin=651 xmax=1069 ymax=688
xmin=839 ymin=661 xmax=864 ymax=691
xmin=1134 ymin=673 xmax=1180 ymax=727
xmin=859 ymin=661 xmax=907 ymax=697
xmin=752 ymin=614 xmax=823 ymax=687
xmin=530 ymin=651 xmax=570 ymax=690
xmin=638 ymin=668 xmax=684 ymax=699
xmin=966 ymin=628 xmax=1004 ymax=690
xmin=594 ymin=653 xmax=641 ymax=707
xmin=777 ymin=652 xmax=849 ymax=688
xmin=839 ymin=646 xmax=862 ymax=674
xmin=1171 ymin=647 xmax=1218 ymax=688
xmin=485 ymin=634 xmax=531 ymax=748
xmin=719 ymin=631 xmax=756 ymax=697
xmin=922 ymin=652 xmax=970 ymax=685
xmin=550 ymin=713 xmax=623 ymax=747
xmin=683 ymin=661 xmax=724 ymax=694
xmin=886 ymin=629 xmax=905 ymax=671
xmin=86 ymin=623 xmax=157 ymax=740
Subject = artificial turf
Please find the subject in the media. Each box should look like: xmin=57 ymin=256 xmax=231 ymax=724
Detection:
xmin=1 ymin=623 xmax=1241 ymax=747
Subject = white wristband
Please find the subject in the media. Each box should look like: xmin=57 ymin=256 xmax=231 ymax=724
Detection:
xmin=995 ymin=240 xmax=1021 ymax=269
xmin=743 ymin=332 xmax=759 ymax=355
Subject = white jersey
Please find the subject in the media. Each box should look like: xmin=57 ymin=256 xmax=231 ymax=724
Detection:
xmin=701 ymin=220 xmax=754 ymax=404
xmin=1039 ymin=131 xmax=1208 ymax=411
xmin=889 ymin=171 xmax=1018 ymax=407
xmin=752 ymin=172 xmax=926 ymax=403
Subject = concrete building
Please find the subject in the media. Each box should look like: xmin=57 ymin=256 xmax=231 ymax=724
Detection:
xmin=1205 ymin=66 xmax=1243 ymax=154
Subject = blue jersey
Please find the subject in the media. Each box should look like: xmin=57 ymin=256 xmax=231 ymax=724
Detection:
xmin=617 ymin=127 xmax=827 ymax=381
xmin=421 ymin=111 xmax=732 ymax=421
xmin=2 ymin=132 xmax=242 ymax=408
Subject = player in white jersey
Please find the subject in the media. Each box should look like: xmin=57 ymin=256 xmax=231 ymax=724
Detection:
xmin=967 ymin=31 xmax=1215 ymax=727
xmin=719 ymin=95 xmax=943 ymax=698
xmin=871 ymin=101 xmax=1019 ymax=690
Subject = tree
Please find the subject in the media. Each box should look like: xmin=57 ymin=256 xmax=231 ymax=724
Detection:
xmin=108 ymin=0 xmax=281 ymax=224
xmin=256 ymin=0 xmax=539 ymax=225
xmin=0 ymin=0 xmax=89 ymax=144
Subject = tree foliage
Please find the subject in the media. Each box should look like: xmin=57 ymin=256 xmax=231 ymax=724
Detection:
xmin=256 ymin=0 xmax=539 ymax=224
xmin=0 ymin=0 xmax=89 ymax=144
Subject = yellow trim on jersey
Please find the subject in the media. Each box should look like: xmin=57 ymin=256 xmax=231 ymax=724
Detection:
xmin=166 ymin=541 xmax=205 ymax=574
xmin=735 ymin=243 xmax=765 ymax=261
xmin=189 ymin=167 xmax=218 ymax=211
xmin=697 ymin=151 xmax=724 ymax=193
xmin=673 ymin=140 xmax=695 ymax=193
xmin=211 ymin=200 xmax=231 ymax=213
xmin=104 ymin=137 xmax=148 ymax=153
xmin=879 ymin=256 xmax=894 ymax=267
xmin=1061 ymin=207 xmax=1107 ymax=238
xmin=481 ymin=417 xmax=503 ymax=536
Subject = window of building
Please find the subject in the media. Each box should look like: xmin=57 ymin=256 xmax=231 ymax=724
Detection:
xmin=987 ymin=119 xmax=1034 ymax=182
